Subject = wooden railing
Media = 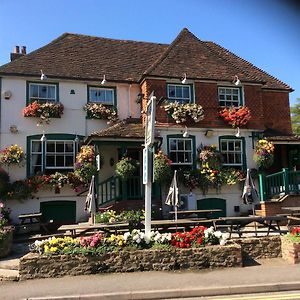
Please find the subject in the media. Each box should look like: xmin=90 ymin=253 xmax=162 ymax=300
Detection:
xmin=259 ymin=168 xmax=300 ymax=201
xmin=98 ymin=176 xmax=160 ymax=205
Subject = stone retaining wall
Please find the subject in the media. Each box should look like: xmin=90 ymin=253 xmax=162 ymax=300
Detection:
xmin=19 ymin=244 xmax=242 ymax=280
xmin=281 ymin=236 xmax=300 ymax=264
xmin=235 ymin=236 xmax=282 ymax=260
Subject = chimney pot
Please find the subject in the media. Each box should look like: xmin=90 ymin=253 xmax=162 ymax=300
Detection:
xmin=21 ymin=46 xmax=26 ymax=54
xmin=14 ymin=46 xmax=20 ymax=54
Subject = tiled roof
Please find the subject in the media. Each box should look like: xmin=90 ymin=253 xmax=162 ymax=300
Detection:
xmin=267 ymin=135 xmax=300 ymax=142
xmin=86 ymin=118 xmax=145 ymax=142
xmin=0 ymin=28 xmax=291 ymax=90
xmin=0 ymin=34 xmax=168 ymax=82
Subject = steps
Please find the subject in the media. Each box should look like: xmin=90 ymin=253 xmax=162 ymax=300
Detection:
xmin=0 ymin=242 xmax=30 ymax=281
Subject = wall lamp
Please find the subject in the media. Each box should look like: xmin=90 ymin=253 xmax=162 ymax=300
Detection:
xmin=40 ymin=131 xmax=47 ymax=142
xmin=136 ymin=93 xmax=144 ymax=104
xmin=233 ymin=75 xmax=241 ymax=86
xmin=182 ymin=126 xmax=189 ymax=138
xmin=101 ymin=74 xmax=106 ymax=85
xmin=181 ymin=73 xmax=187 ymax=84
xmin=40 ymin=70 xmax=47 ymax=81
xmin=204 ymin=129 xmax=214 ymax=138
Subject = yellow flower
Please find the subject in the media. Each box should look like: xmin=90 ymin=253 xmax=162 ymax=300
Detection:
xmin=50 ymin=247 xmax=58 ymax=252
xmin=44 ymin=245 xmax=49 ymax=253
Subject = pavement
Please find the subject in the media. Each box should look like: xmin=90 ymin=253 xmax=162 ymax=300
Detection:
xmin=0 ymin=256 xmax=300 ymax=300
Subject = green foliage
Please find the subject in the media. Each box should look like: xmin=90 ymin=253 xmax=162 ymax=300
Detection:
xmin=116 ymin=157 xmax=138 ymax=181
xmin=291 ymin=98 xmax=300 ymax=135
xmin=153 ymin=151 xmax=172 ymax=184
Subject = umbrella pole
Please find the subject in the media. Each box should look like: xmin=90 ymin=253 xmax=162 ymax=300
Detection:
xmin=252 ymin=204 xmax=257 ymax=236
xmin=175 ymin=205 xmax=178 ymax=222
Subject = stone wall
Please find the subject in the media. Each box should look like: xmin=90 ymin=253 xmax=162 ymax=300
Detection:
xmin=19 ymin=244 xmax=242 ymax=280
xmin=235 ymin=236 xmax=282 ymax=261
xmin=281 ymin=236 xmax=300 ymax=264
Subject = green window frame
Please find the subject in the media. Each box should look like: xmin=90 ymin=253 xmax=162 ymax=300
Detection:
xmin=26 ymin=81 xmax=59 ymax=104
xmin=167 ymin=135 xmax=196 ymax=168
xmin=219 ymin=136 xmax=246 ymax=169
xmin=218 ymin=86 xmax=243 ymax=107
xmin=167 ymin=84 xmax=193 ymax=104
xmin=26 ymin=134 xmax=83 ymax=176
xmin=87 ymin=85 xmax=117 ymax=106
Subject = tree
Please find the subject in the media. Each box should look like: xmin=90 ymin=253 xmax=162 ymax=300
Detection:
xmin=291 ymin=98 xmax=300 ymax=135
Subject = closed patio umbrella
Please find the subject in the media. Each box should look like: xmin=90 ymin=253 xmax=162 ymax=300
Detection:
xmin=165 ymin=170 xmax=180 ymax=221
xmin=242 ymin=169 xmax=259 ymax=234
xmin=85 ymin=175 xmax=97 ymax=224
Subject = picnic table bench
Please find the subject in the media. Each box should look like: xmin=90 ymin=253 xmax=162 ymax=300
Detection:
xmin=18 ymin=212 xmax=50 ymax=233
xmin=169 ymin=209 xmax=222 ymax=219
xmin=57 ymin=222 xmax=130 ymax=237
xmin=282 ymin=207 xmax=300 ymax=227
xmin=219 ymin=215 xmax=287 ymax=238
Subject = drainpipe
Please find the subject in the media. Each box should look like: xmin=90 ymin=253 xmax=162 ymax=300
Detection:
xmin=0 ymin=77 xmax=2 ymax=147
xmin=128 ymin=84 xmax=131 ymax=117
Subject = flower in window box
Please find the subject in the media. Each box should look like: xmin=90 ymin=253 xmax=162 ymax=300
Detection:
xmin=0 ymin=144 xmax=25 ymax=166
xmin=163 ymin=102 xmax=204 ymax=124
xmin=84 ymin=103 xmax=118 ymax=124
xmin=22 ymin=101 xmax=64 ymax=125
xmin=253 ymin=139 xmax=274 ymax=169
xmin=219 ymin=106 xmax=251 ymax=128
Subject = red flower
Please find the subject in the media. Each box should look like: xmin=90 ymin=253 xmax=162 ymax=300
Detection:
xmin=219 ymin=106 xmax=251 ymax=128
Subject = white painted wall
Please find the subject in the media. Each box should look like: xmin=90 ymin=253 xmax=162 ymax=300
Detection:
xmin=0 ymin=76 xmax=141 ymax=223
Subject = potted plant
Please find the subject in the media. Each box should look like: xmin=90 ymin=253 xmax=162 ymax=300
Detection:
xmin=0 ymin=201 xmax=13 ymax=258
xmin=219 ymin=106 xmax=251 ymax=128
xmin=84 ymin=103 xmax=118 ymax=124
xmin=253 ymin=139 xmax=274 ymax=169
xmin=281 ymin=227 xmax=300 ymax=264
xmin=116 ymin=157 xmax=138 ymax=181
xmin=0 ymin=144 xmax=25 ymax=166
xmin=23 ymin=101 xmax=64 ymax=125
xmin=163 ymin=102 xmax=204 ymax=124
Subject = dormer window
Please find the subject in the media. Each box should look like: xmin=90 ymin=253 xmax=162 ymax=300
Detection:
xmin=218 ymin=87 xmax=242 ymax=107
xmin=167 ymin=84 xmax=193 ymax=104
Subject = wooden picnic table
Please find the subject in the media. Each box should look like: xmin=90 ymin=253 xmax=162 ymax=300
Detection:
xmin=169 ymin=209 xmax=222 ymax=219
xmin=18 ymin=212 xmax=49 ymax=233
xmin=219 ymin=215 xmax=287 ymax=238
xmin=281 ymin=207 xmax=300 ymax=227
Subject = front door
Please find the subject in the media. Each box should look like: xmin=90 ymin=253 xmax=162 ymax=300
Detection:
xmin=288 ymin=145 xmax=300 ymax=170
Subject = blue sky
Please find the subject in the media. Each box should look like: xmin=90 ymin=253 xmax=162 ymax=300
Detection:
xmin=0 ymin=0 xmax=299 ymax=105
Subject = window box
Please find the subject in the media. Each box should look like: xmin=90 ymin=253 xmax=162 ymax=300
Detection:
xmin=84 ymin=103 xmax=118 ymax=123
xmin=23 ymin=101 xmax=64 ymax=125
xmin=219 ymin=106 xmax=251 ymax=128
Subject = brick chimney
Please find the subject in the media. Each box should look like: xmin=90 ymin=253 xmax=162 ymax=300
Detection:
xmin=10 ymin=45 xmax=26 ymax=61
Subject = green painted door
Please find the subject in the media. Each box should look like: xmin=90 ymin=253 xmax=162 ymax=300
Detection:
xmin=197 ymin=198 xmax=226 ymax=218
xmin=40 ymin=201 xmax=76 ymax=224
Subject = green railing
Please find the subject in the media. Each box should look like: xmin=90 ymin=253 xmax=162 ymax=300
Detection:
xmin=98 ymin=175 xmax=161 ymax=206
xmin=259 ymin=168 xmax=300 ymax=201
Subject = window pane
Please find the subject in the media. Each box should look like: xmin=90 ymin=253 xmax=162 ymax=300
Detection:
xmin=46 ymin=155 xmax=55 ymax=166
xmin=228 ymin=142 xmax=234 ymax=151
xmin=228 ymin=153 xmax=234 ymax=164
xmin=185 ymin=152 xmax=192 ymax=163
xmin=177 ymin=152 xmax=184 ymax=163
xmin=56 ymin=142 xmax=64 ymax=153
xmin=170 ymin=139 xmax=177 ymax=151
xmin=185 ymin=140 xmax=191 ymax=150
xmin=65 ymin=156 xmax=74 ymax=167
xmin=32 ymin=141 xmax=42 ymax=152
xmin=176 ymin=86 xmax=183 ymax=98
xmin=106 ymin=90 xmax=113 ymax=103
xmin=30 ymin=85 xmax=39 ymax=98
xmin=233 ymin=89 xmax=239 ymax=95
xmin=221 ymin=142 xmax=227 ymax=151
xmin=235 ymin=154 xmax=242 ymax=164
xmin=170 ymin=152 xmax=177 ymax=162
xmin=235 ymin=141 xmax=241 ymax=151
xmin=219 ymin=88 xmax=225 ymax=94
xmin=90 ymin=89 xmax=97 ymax=102
xmin=56 ymin=156 xmax=64 ymax=166
xmin=177 ymin=140 xmax=184 ymax=150
xmin=48 ymin=86 xmax=55 ymax=99
xmin=182 ymin=86 xmax=190 ymax=98
xmin=168 ymin=85 xmax=175 ymax=97
xmin=40 ymin=86 xmax=48 ymax=98
xmin=46 ymin=142 xmax=55 ymax=152
xmin=65 ymin=142 xmax=73 ymax=152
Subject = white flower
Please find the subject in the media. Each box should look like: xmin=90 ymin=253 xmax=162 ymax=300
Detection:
xmin=136 ymin=238 xmax=141 ymax=244
xmin=123 ymin=232 xmax=131 ymax=241
xmin=214 ymin=231 xmax=223 ymax=239
xmin=144 ymin=235 xmax=151 ymax=244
